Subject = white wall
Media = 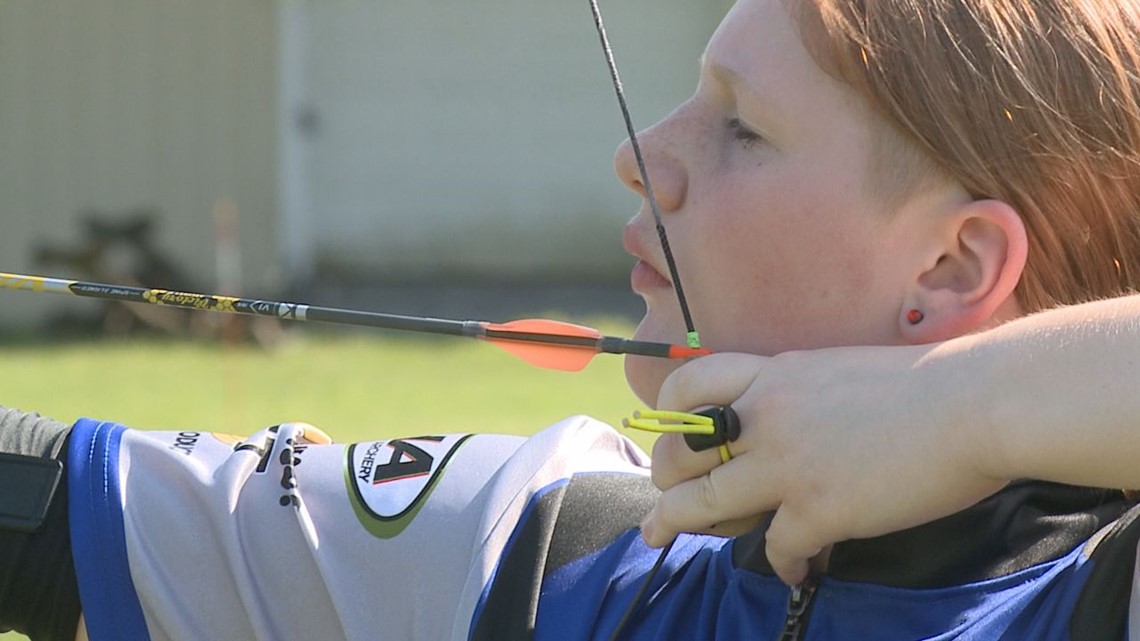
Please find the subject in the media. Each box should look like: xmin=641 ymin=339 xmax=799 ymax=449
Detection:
xmin=281 ymin=0 xmax=732 ymax=283
xmin=0 ymin=0 xmax=734 ymax=329
xmin=0 ymin=0 xmax=278 ymax=327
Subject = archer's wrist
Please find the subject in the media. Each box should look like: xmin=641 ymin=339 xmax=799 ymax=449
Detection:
xmin=917 ymin=335 xmax=1013 ymax=484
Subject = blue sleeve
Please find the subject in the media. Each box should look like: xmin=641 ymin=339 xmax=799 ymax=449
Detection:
xmin=68 ymin=418 xmax=151 ymax=641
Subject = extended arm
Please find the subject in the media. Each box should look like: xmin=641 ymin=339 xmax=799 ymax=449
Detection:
xmin=947 ymin=295 xmax=1140 ymax=488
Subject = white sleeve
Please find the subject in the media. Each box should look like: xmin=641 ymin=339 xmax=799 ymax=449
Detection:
xmin=67 ymin=414 xmax=650 ymax=641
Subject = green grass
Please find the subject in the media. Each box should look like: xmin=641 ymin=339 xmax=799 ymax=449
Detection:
xmin=3 ymin=325 xmax=649 ymax=444
xmin=0 ymin=323 xmax=653 ymax=641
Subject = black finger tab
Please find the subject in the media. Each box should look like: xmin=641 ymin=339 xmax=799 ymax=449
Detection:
xmin=683 ymin=406 xmax=741 ymax=453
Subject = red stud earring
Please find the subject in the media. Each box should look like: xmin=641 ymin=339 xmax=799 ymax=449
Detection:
xmin=907 ymin=309 xmax=925 ymax=325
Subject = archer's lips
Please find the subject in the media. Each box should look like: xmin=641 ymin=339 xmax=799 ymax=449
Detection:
xmin=630 ymin=260 xmax=672 ymax=293
xmin=623 ymin=222 xmax=673 ymax=294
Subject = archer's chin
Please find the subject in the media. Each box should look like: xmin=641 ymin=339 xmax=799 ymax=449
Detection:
xmin=624 ymin=315 xmax=685 ymax=408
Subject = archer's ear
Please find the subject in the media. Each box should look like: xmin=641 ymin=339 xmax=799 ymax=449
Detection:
xmin=901 ymin=199 xmax=1028 ymax=343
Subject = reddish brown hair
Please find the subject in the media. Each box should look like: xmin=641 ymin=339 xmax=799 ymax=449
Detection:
xmin=791 ymin=0 xmax=1140 ymax=311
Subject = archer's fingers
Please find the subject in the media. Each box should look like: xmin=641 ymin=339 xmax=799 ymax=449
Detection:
xmin=641 ymin=458 xmax=778 ymax=548
xmin=651 ymin=352 xmax=768 ymax=490
xmin=682 ymin=515 xmax=765 ymax=539
xmin=650 ymin=433 xmax=725 ymax=491
xmin=655 ymin=352 xmax=768 ymax=413
xmin=765 ymin=507 xmax=829 ymax=586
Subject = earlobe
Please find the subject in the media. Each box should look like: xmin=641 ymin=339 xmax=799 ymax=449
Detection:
xmin=901 ymin=199 xmax=1028 ymax=343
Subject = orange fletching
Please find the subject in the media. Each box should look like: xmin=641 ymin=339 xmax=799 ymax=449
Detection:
xmin=481 ymin=319 xmax=601 ymax=372
xmin=484 ymin=318 xmax=602 ymax=338
xmin=489 ymin=341 xmax=597 ymax=372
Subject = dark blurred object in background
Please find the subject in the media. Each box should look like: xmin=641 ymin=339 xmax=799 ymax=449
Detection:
xmin=33 ymin=208 xmax=283 ymax=346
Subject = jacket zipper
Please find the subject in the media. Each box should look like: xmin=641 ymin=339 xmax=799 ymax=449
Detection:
xmin=776 ymin=582 xmax=818 ymax=641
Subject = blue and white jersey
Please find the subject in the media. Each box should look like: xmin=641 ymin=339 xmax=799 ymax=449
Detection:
xmin=66 ymin=415 xmax=1140 ymax=641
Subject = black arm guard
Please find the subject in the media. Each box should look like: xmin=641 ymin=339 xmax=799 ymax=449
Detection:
xmin=0 ymin=406 xmax=82 ymax=641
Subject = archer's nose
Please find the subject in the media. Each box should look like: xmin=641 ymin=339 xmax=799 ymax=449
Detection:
xmin=614 ymin=123 xmax=688 ymax=213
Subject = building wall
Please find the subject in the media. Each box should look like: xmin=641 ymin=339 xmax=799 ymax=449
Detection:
xmin=281 ymin=0 xmax=732 ymax=283
xmin=0 ymin=0 xmax=734 ymax=328
xmin=0 ymin=0 xmax=278 ymax=327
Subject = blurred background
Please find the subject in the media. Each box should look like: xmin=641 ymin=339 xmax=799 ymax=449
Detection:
xmin=0 ymin=2 xmax=731 ymax=636
xmin=0 ymin=0 xmax=732 ymax=329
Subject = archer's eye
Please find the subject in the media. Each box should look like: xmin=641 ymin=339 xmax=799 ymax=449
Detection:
xmin=725 ymin=117 xmax=764 ymax=149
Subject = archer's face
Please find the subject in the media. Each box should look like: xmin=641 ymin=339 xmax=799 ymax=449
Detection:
xmin=618 ymin=0 xmax=945 ymax=405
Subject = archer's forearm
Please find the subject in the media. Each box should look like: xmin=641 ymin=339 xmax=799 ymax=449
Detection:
xmin=924 ymin=294 xmax=1140 ymax=489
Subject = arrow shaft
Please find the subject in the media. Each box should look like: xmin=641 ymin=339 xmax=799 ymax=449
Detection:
xmin=597 ymin=337 xmax=674 ymax=359
xmin=0 ymin=272 xmax=476 ymax=337
xmin=0 ymin=272 xmax=707 ymax=361
xmin=481 ymin=327 xmax=600 ymax=349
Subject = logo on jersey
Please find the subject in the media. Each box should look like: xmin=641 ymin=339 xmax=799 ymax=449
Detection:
xmin=345 ymin=434 xmax=472 ymax=538
xmin=168 ymin=431 xmax=246 ymax=456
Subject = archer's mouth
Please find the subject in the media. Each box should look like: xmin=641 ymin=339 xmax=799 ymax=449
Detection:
xmin=623 ymin=221 xmax=673 ymax=295
xmin=630 ymin=260 xmax=672 ymax=294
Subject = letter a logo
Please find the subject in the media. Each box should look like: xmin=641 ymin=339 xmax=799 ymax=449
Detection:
xmin=346 ymin=434 xmax=471 ymax=538
xmin=372 ymin=437 xmax=444 ymax=484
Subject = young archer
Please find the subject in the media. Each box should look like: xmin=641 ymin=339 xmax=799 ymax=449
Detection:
xmin=6 ymin=0 xmax=1140 ymax=639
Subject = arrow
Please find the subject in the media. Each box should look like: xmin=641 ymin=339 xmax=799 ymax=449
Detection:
xmin=0 ymin=272 xmax=710 ymax=372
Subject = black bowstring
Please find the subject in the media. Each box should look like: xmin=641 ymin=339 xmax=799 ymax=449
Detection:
xmin=587 ymin=1 xmax=701 ymax=639
xmin=587 ymin=0 xmax=699 ymax=344
xmin=606 ymin=539 xmax=675 ymax=641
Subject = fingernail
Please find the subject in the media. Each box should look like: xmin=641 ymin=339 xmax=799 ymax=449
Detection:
xmin=779 ymin=562 xmax=809 ymax=586
xmin=640 ymin=515 xmax=660 ymax=547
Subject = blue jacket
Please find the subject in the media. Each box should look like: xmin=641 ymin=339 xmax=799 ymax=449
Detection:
xmin=474 ymin=476 xmax=1140 ymax=640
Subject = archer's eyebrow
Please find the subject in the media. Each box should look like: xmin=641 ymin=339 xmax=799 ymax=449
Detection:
xmin=699 ymin=53 xmax=784 ymax=132
xmin=700 ymin=53 xmax=748 ymax=92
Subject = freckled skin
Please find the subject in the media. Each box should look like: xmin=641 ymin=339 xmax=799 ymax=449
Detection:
xmin=616 ymin=0 xmax=943 ymax=406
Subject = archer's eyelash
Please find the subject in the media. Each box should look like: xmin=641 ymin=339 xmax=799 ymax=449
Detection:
xmin=725 ymin=117 xmax=764 ymax=149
